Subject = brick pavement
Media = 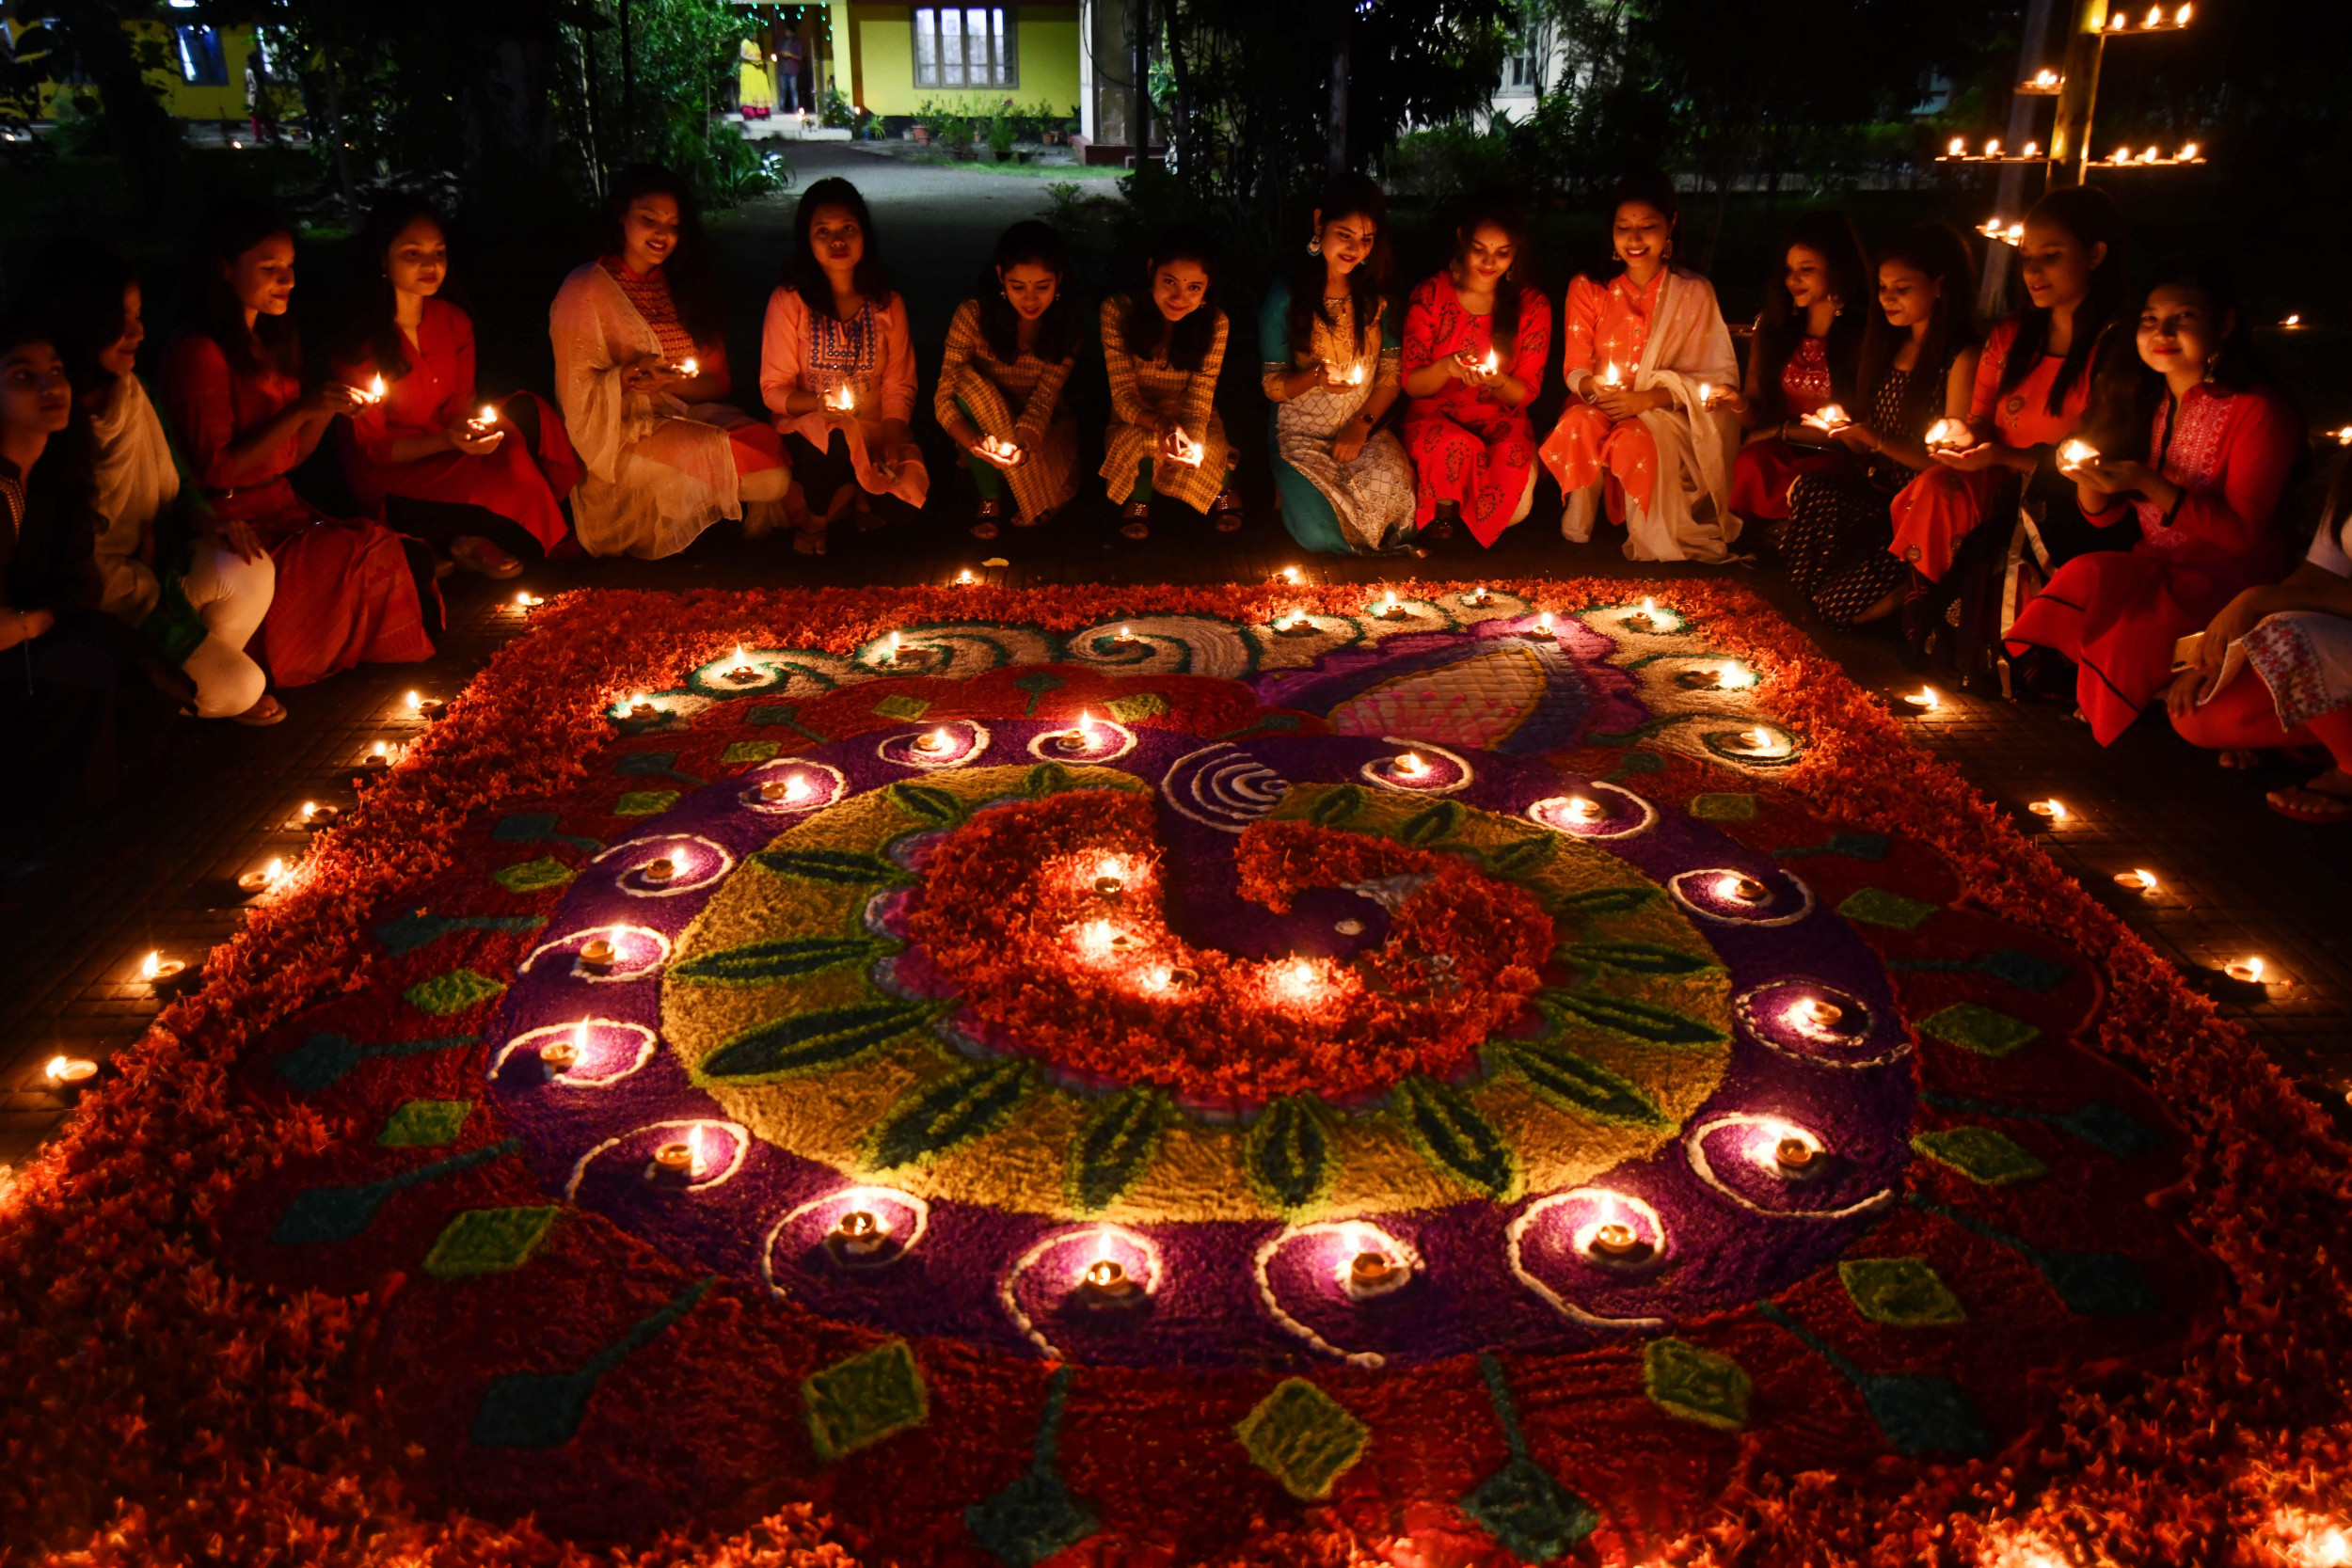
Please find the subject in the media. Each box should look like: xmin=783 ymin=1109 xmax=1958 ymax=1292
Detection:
xmin=3 ymin=506 xmax=2344 ymax=1179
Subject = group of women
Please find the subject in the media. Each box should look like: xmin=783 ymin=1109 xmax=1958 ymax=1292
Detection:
xmin=2 ymin=163 xmax=2345 ymax=823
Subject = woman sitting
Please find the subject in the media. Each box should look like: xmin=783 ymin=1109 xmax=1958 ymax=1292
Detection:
xmin=2 ymin=317 xmax=189 ymax=815
xmin=165 ymin=200 xmax=436 ymax=689
xmin=1778 ymin=223 xmax=1981 ymax=626
xmin=552 ymin=165 xmax=792 ymax=559
xmin=1400 ymin=201 xmax=1551 ymax=547
xmin=1538 ymin=172 xmax=1740 ymax=562
xmin=759 ymin=177 xmax=928 ymax=552
xmin=35 ymin=244 xmax=280 ymax=723
xmin=2170 ymin=460 xmax=2352 ymax=822
xmin=335 ymin=196 xmax=580 ymax=577
xmin=933 ymin=219 xmax=1079 ymax=543
xmin=1261 ymin=173 xmax=1415 ymax=555
xmin=2007 ymin=259 xmax=2302 ymax=744
xmin=1101 ymin=229 xmax=1238 ymax=540
xmin=1721 ymin=212 xmax=1867 ymax=530
xmin=1887 ymin=185 xmax=2128 ymax=587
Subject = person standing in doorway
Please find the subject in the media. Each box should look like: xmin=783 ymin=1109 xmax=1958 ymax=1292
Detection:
xmin=777 ymin=21 xmax=806 ymax=114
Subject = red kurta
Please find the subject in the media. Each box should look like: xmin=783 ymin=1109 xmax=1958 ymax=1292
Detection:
xmin=333 ymin=297 xmax=579 ymax=552
xmin=2004 ymin=381 xmax=2300 ymax=745
xmin=1538 ymin=271 xmax=1663 ymax=521
xmin=165 ymin=333 xmax=434 ymax=689
xmin=1886 ymin=317 xmax=2092 ymax=580
xmin=1399 ymin=274 xmax=1553 ymax=546
xmin=1730 ymin=334 xmax=1844 ymax=521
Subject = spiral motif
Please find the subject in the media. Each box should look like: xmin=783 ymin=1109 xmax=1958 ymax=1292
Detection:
xmin=1158 ymin=742 xmax=1292 ymax=833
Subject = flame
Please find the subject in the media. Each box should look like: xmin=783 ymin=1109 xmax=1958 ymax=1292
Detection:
xmin=1094 ymin=855 xmax=1125 ymax=883
xmin=921 ymin=726 xmax=950 ymax=752
xmin=1566 ymin=795 xmax=1602 ymax=822
xmin=373 ymin=740 xmax=389 ymax=758
xmin=784 ymin=773 xmax=813 ymax=804
xmin=479 ymin=404 xmax=498 ymax=425
xmin=1747 ymin=727 xmax=1773 ymax=751
xmin=301 ymin=800 xmax=317 ymax=820
xmin=1281 ymin=958 xmax=1317 ymax=996
xmin=2144 ymin=4 xmax=2160 ymax=23
xmin=45 ymin=1055 xmax=72 ymax=1081
xmin=1984 ymin=139 xmax=2000 ymax=157
xmin=2023 ymin=139 xmax=2040 ymax=157
xmin=1720 ymin=662 xmax=1756 ymax=689
xmin=574 ymin=1019 xmax=590 ymax=1062
xmin=1141 ymin=965 xmax=1171 ymax=992
xmin=1536 ymin=611 xmax=1553 ymax=633
xmin=2034 ymin=798 xmax=2069 ymax=821
xmin=885 ymin=630 xmax=902 ymax=657
xmin=2175 ymin=1 xmax=2190 ymax=19
xmin=956 ymin=567 xmax=976 ymax=585
xmin=1947 ymin=136 xmax=1965 ymax=155
xmin=1281 ymin=566 xmax=1301 ymax=584
xmin=2179 ymin=141 xmax=2199 ymax=160
xmin=2230 ymin=957 xmax=2266 ymax=982
xmin=1478 ymin=350 xmax=1499 ymax=373
xmin=404 ymin=689 xmax=421 ymax=711
xmin=1080 ymin=920 xmax=1117 ymax=957
xmin=1395 ymin=752 xmax=1429 ymax=779
xmin=687 ymin=1123 xmax=711 ymax=1179
xmin=367 ymin=374 xmax=386 ymax=401
xmin=1909 ymin=687 xmax=1941 ymax=709
xmin=1601 ymin=361 xmax=1621 ymax=387
xmin=679 ymin=356 xmax=698 ymax=377
xmin=141 ymin=950 xmax=161 ymax=980
xmin=263 ymin=857 xmax=285 ymax=884
xmin=2058 ymin=439 xmax=2098 ymax=468
xmin=1926 ymin=417 xmax=1969 ymax=449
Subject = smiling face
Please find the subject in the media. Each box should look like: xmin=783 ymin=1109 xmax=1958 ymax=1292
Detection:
xmin=2137 ymin=282 xmax=2231 ymax=379
xmin=224 ymin=232 xmax=296 ymax=317
xmin=809 ymin=202 xmax=865 ymax=276
xmin=2018 ymin=218 xmax=2106 ymax=313
xmin=997 ymin=260 xmax=1058 ymax=321
xmin=1784 ymin=244 xmax=1833 ymax=311
xmin=1316 ymin=208 xmax=1377 ymax=277
xmin=0 ymin=340 xmax=73 ymax=441
xmin=622 ymin=194 xmax=682 ymax=273
xmin=1151 ymin=258 xmax=1210 ymax=325
xmin=1876 ymin=259 xmax=1941 ymax=331
xmin=98 ymin=282 xmax=146 ymax=379
xmin=1613 ymin=201 xmax=1673 ymax=276
xmin=1456 ymin=222 xmax=1516 ymax=289
xmin=385 ymin=215 xmax=448 ymax=300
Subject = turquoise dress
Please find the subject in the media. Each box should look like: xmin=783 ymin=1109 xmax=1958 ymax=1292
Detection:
xmin=1259 ymin=280 xmax=1411 ymax=555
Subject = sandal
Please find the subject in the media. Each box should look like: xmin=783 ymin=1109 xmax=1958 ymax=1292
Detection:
xmin=1211 ymin=491 xmax=1244 ymax=532
xmin=1120 ymin=499 xmax=1150 ymax=541
xmin=791 ymin=529 xmax=826 ymax=556
xmin=449 ymin=537 xmax=524 ymax=579
xmin=2267 ymin=777 xmax=2352 ymax=823
xmin=971 ymin=499 xmax=1004 ymax=541
xmin=230 ymin=694 xmax=288 ymax=727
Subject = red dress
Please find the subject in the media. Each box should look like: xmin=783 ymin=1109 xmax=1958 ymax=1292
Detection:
xmin=1729 ymin=334 xmax=1844 ymax=521
xmin=2004 ymin=382 xmax=2300 ymax=745
xmin=1886 ymin=318 xmax=2090 ymax=581
xmin=334 ymin=297 xmax=580 ymax=552
xmin=1398 ymin=274 xmax=1552 ymax=546
xmin=1537 ymin=271 xmax=1662 ymax=525
xmin=165 ymin=333 xmax=434 ymax=689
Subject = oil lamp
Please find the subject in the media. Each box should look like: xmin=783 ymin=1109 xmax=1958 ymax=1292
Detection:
xmin=726 ymin=644 xmax=760 ymax=682
xmin=539 ymin=1023 xmax=582 ymax=1076
xmin=829 ymin=1209 xmax=891 ymax=1259
xmin=236 ymin=858 xmax=286 ymax=895
xmin=1714 ymin=872 xmax=1769 ymax=905
xmin=2028 ymin=798 xmax=2068 ymax=822
xmin=1773 ymin=1134 xmax=1823 ymax=1177
xmin=1392 ymin=752 xmax=1431 ymax=781
xmin=1586 ymin=1218 xmax=1650 ymax=1264
xmin=2225 ymin=957 xmax=2266 ymax=984
xmin=1789 ymin=996 xmax=1845 ymax=1033
xmin=1565 ymin=795 xmax=1605 ymax=824
xmin=44 ymin=1055 xmax=98 ymax=1089
xmin=642 ymin=857 xmax=676 ymax=886
xmin=2115 ymin=868 xmax=2159 ymax=895
xmin=1925 ymin=418 xmax=1970 ymax=451
xmin=1896 ymin=686 xmax=1941 ymax=715
xmin=140 ymin=950 xmax=186 ymax=983
xmin=579 ymin=936 xmax=616 ymax=970
xmin=2058 ymin=439 xmax=2099 ymax=471
xmin=1527 ymin=611 xmax=1554 ymax=640
xmin=912 ymin=726 xmax=953 ymax=756
xmin=956 ymin=567 xmax=977 ymax=585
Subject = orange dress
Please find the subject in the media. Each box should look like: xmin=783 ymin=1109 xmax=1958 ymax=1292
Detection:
xmin=1885 ymin=318 xmax=2090 ymax=581
xmin=1538 ymin=271 xmax=1663 ymax=524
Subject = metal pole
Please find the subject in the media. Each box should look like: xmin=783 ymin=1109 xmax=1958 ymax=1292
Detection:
xmin=2048 ymin=0 xmax=2109 ymax=186
xmin=1980 ymin=0 xmax=2060 ymax=316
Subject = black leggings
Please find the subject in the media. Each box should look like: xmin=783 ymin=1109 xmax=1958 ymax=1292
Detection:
xmin=781 ymin=430 xmax=919 ymax=526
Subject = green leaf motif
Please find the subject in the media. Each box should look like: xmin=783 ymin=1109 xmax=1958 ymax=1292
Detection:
xmin=1395 ymin=1075 xmax=1517 ymax=1199
xmin=1396 ymin=800 xmax=1464 ymax=847
xmin=697 ymin=1001 xmax=930 ymax=1083
xmin=886 ymin=781 xmax=967 ymax=826
xmin=1541 ymin=988 xmax=1725 ymax=1048
xmin=1105 ymin=691 xmax=1169 ymax=722
xmin=752 ymin=847 xmax=910 ymax=886
xmin=1484 ymin=834 xmax=1558 ymax=879
xmin=1067 ymin=1085 xmax=1171 ymax=1213
xmin=1552 ymin=884 xmax=1659 ymax=918
xmin=866 ymin=1058 xmax=1034 ymax=1170
xmin=1245 ymin=1095 xmax=1336 ymax=1212
xmin=1503 ymin=1043 xmax=1667 ymax=1126
xmin=1021 ymin=761 xmax=1080 ymax=798
xmin=1555 ymin=941 xmax=1722 ymax=977
xmin=671 ymin=935 xmax=890 ymax=987
xmin=1306 ymin=784 xmax=1366 ymax=827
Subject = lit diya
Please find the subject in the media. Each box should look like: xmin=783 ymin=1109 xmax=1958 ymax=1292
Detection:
xmin=828 ymin=1209 xmax=892 ymax=1260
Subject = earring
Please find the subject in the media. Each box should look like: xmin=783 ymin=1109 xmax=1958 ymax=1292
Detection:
xmin=1307 ymin=236 xmax=1322 ymax=257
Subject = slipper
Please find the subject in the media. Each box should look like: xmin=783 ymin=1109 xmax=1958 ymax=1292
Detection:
xmin=2266 ymin=783 xmax=2352 ymax=823
xmin=1120 ymin=519 xmax=1149 ymax=541
xmin=230 ymin=694 xmax=288 ymax=726
xmin=971 ymin=520 xmax=1000 ymax=541
xmin=792 ymin=530 xmax=823 ymax=556
xmin=449 ymin=539 xmax=524 ymax=579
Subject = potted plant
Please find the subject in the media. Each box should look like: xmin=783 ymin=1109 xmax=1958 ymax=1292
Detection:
xmin=988 ymin=115 xmax=1016 ymax=163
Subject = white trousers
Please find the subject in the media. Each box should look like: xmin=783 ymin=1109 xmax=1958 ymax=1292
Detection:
xmin=178 ymin=543 xmax=276 ymax=718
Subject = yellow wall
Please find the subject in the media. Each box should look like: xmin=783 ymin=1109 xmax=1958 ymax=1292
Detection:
xmin=11 ymin=19 xmax=263 ymax=124
xmin=850 ymin=4 xmax=1079 ymax=118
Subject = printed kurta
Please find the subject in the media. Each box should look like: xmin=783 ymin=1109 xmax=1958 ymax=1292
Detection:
xmin=551 ymin=260 xmax=766 ymax=559
xmin=334 ymin=296 xmax=578 ymax=552
xmin=163 ymin=332 xmax=432 ymax=689
xmin=87 ymin=373 xmax=178 ymax=623
xmin=1100 ymin=295 xmax=1229 ymax=514
xmin=1399 ymin=273 xmax=1552 ymax=547
xmin=1538 ymin=268 xmax=1741 ymax=562
xmin=1886 ymin=317 xmax=2094 ymax=581
xmin=759 ymin=285 xmax=930 ymax=508
xmin=1258 ymin=280 xmax=1414 ymax=554
xmin=932 ymin=298 xmax=1075 ymax=524
xmin=1731 ymin=334 xmax=1846 ymax=522
xmin=2005 ymin=381 xmax=2300 ymax=744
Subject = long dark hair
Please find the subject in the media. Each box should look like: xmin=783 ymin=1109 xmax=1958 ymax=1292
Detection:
xmin=25 ymin=240 xmax=140 ymax=401
xmin=1448 ymin=199 xmax=1532 ymax=362
xmin=1753 ymin=212 xmax=1867 ymax=419
xmin=605 ymin=164 xmax=725 ymax=343
xmin=976 ymin=219 xmax=1077 ymax=365
xmin=780 ymin=176 xmax=896 ymax=323
xmin=1999 ymin=183 xmax=2127 ymax=417
xmin=0 ymin=314 xmax=100 ymax=543
xmin=1595 ymin=171 xmax=1685 ymax=282
xmin=1285 ymin=172 xmax=1391 ymax=361
xmin=2094 ymin=256 xmax=2293 ymax=466
xmin=1856 ymin=222 xmax=1980 ymax=433
xmin=187 ymin=198 xmax=301 ymax=379
xmin=1119 ymin=226 xmax=1220 ymax=373
xmin=340 ymin=194 xmax=450 ymax=382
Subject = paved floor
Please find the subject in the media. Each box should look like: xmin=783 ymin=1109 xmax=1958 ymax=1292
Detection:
xmin=4 ymin=146 xmax=2344 ymax=1172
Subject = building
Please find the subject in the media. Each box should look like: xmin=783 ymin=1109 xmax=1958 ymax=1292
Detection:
xmin=3 ymin=6 xmax=269 ymax=130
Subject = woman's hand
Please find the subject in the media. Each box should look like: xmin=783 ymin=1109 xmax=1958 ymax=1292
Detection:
xmin=1931 ymin=441 xmax=2004 ymax=472
xmin=208 ymin=516 xmax=265 ymax=563
xmin=2162 ymin=665 xmax=2206 ymax=721
xmin=2200 ymin=588 xmax=2271 ymax=675
xmin=1592 ymin=385 xmax=1665 ymax=421
xmin=1704 ymin=387 xmax=1747 ymax=414
xmin=2068 ymin=456 xmax=2131 ymax=497
xmin=622 ymin=354 xmax=673 ymax=394
xmin=1330 ymin=417 xmax=1370 ymax=465
xmin=1830 ymin=423 xmax=1879 ymax=454
xmin=447 ymin=419 xmax=505 ymax=457
xmin=970 ymin=434 xmax=1024 ymax=470
xmin=0 ymin=606 xmax=56 ymax=652
xmin=304 ymin=380 xmax=371 ymax=419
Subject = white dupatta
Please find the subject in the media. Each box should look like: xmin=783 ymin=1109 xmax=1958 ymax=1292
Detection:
xmin=1605 ymin=267 xmax=1742 ymax=563
xmin=549 ymin=261 xmax=740 ymax=560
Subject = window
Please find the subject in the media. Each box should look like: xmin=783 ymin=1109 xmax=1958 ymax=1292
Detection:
xmin=914 ymin=7 xmax=1015 ymax=88
xmin=174 ymin=24 xmax=228 ymax=85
